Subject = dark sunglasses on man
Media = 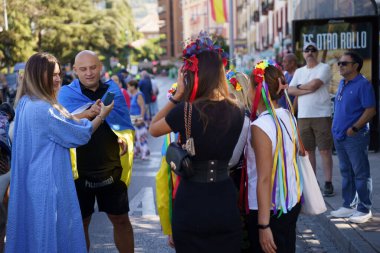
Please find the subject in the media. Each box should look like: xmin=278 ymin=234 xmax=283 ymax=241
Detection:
xmin=337 ymin=61 xmax=356 ymax=66
xmin=303 ymin=48 xmax=317 ymax=53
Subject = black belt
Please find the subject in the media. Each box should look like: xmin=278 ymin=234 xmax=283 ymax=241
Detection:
xmin=188 ymin=160 xmax=229 ymax=183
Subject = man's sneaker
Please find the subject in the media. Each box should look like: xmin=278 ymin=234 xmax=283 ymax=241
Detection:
xmin=348 ymin=210 xmax=372 ymax=224
xmin=330 ymin=207 xmax=356 ymax=218
xmin=323 ymin=182 xmax=335 ymax=197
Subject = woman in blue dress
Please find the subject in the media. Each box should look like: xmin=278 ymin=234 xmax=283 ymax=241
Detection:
xmin=128 ymin=79 xmax=150 ymax=160
xmin=5 ymin=52 xmax=114 ymax=253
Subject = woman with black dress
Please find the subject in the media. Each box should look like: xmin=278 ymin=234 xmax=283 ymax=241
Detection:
xmin=149 ymin=33 xmax=244 ymax=253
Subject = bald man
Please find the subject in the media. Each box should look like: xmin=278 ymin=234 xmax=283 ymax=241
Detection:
xmin=278 ymin=53 xmax=298 ymax=109
xmin=58 ymin=50 xmax=135 ymax=253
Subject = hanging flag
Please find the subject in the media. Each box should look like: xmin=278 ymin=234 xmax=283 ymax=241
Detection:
xmin=210 ymin=0 xmax=228 ymax=24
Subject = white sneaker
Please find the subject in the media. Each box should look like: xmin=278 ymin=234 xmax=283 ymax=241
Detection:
xmin=348 ymin=210 xmax=372 ymax=224
xmin=330 ymin=207 xmax=356 ymax=218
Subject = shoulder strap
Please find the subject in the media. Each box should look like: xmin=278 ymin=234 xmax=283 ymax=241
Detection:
xmin=184 ymin=102 xmax=192 ymax=140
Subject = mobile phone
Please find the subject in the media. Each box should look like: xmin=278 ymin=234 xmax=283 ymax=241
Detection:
xmin=103 ymin=92 xmax=115 ymax=106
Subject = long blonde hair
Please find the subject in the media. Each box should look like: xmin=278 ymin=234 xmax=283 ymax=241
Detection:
xmin=15 ymin=52 xmax=75 ymax=119
xmin=15 ymin=52 xmax=60 ymax=105
xmin=228 ymin=71 xmax=251 ymax=113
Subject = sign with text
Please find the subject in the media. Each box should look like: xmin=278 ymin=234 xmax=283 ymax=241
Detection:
xmin=293 ymin=16 xmax=379 ymax=151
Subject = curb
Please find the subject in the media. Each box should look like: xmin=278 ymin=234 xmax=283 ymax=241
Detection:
xmin=316 ymin=204 xmax=380 ymax=253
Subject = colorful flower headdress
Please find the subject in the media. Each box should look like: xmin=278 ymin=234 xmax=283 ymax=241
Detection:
xmin=182 ymin=32 xmax=229 ymax=102
xmin=250 ymin=59 xmax=302 ymax=216
xmin=226 ymin=70 xmax=242 ymax=91
xmin=250 ymin=59 xmax=282 ymax=120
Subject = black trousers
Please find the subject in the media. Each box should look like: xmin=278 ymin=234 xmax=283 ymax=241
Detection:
xmin=247 ymin=202 xmax=301 ymax=253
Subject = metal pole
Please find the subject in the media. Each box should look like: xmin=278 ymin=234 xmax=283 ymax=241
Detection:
xmin=206 ymin=0 xmax=209 ymax=33
xmin=228 ymin=0 xmax=234 ymax=67
xmin=3 ymin=0 xmax=8 ymax=31
xmin=247 ymin=2 xmax=251 ymax=56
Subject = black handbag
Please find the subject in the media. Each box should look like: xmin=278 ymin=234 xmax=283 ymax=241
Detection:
xmin=166 ymin=142 xmax=193 ymax=178
xmin=166 ymin=102 xmax=195 ymax=178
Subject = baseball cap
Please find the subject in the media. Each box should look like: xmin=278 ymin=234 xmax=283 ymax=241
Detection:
xmin=303 ymin=42 xmax=318 ymax=51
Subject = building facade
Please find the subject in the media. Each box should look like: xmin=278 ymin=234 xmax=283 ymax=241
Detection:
xmin=158 ymin=0 xmax=183 ymax=59
xmin=182 ymin=0 xmax=233 ymax=41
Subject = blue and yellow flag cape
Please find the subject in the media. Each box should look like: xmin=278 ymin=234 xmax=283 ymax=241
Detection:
xmin=156 ymin=132 xmax=179 ymax=235
xmin=58 ymin=79 xmax=135 ymax=186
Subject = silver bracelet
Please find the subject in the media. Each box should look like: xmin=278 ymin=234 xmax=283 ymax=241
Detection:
xmin=96 ymin=115 xmax=105 ymax=123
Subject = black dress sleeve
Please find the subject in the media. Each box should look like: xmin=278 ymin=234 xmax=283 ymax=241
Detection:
xmin=165 ymin=102 xmax=185 ymax=134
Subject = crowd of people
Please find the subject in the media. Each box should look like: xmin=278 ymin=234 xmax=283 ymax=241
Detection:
xmin=0 ymin=31 xmax=376 ymax=253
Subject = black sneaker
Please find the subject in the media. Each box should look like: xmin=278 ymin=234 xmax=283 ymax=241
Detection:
xmin=323 ymin=182 xmax=335 ymax=197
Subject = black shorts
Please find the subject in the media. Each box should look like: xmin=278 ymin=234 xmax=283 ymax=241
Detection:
xmin=75 ymin=176 xmax=130 ymax=219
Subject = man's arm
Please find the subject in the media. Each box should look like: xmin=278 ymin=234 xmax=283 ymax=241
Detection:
xmin=347 ymin=107 xmax=376 ymax=136
xmin=288 ymin=78 xmax=324 ymax=96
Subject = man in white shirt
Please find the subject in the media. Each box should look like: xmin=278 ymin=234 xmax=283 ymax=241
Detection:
xmin=288 ymin=42 xmax=334 ymax=197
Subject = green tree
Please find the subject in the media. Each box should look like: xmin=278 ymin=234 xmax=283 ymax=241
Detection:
xmin=0 ymin=0 xmax=137 ymax=69
xmin=35 ymin=0 xmax=137 ymax=65
xmin=131 ymin=35 xmax=164 ymax=62
xmin=0 ymin=0 xmax=37 ymax=71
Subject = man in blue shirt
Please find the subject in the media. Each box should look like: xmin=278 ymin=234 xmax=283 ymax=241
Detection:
xmin=330 ymin=51 xmax=376 ymax=224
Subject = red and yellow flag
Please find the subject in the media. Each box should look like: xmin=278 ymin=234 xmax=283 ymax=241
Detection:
xmin=210 ymin=0 xmax=228 ymax=24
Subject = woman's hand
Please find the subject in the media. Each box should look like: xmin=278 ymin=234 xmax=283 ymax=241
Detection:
xmin=137 ymin=117 xmax=145 ymax=126
xmin=168 ymin=235 xmax=175 ymax=248
xmin=276 ymin=77 xmax=288 ymax=95
xmin=90 ymin=100 xmax=114 ymax=134
xmin=87 ymin=99 xmax=102 ymax=119
xmin=259 ymin=228 xmax=277 ymax=253
xmin=174 ymin=67 xmax=185 ymax=101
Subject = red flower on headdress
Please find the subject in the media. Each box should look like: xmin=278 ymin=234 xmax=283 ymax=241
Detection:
xmin=230 ymin=77 xmax=237 ymax=86
xmin=253 ymin=68 xmax=264 ymax=84
xmin=222 ymin=58 xmax=228 ymax=67
xmin=184 ymin=55 xmax=199 ymax=72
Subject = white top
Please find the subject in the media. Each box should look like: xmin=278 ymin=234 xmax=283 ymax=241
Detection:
xmin=289 ymin=62 xmax=332 ymax=118
xmin=228 ymin=115 xmax=250 ymax=168
xmin=246 ymin=108 xmax=300 ymax=211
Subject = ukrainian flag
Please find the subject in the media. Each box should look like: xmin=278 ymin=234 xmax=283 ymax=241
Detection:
xmin=156 ymin=132 xmax=179 ymax=235
xmin=58 ymin=79 xmax=135 ymax=186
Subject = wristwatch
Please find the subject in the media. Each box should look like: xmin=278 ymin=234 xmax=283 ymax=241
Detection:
xmin=352 ymin=126 xmax=359 ymax=132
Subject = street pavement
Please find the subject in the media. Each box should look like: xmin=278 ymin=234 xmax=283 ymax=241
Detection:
xmin=88 ymin=76 xmax=379 ymax=252
xmin=89 ymin=77 xmax=176 ymax=253
xmin=312 ymin=151 xmax=380 ymax=253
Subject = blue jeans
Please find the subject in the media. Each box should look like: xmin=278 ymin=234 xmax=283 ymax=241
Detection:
xmin=334 ymin=130 xmax=372 ymax=213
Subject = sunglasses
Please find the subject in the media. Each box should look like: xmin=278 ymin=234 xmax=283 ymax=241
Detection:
xmin=303 ymin=48 xmax=317 ymax=53
xmin=337 ymin=61 xmax=355 ymax=66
